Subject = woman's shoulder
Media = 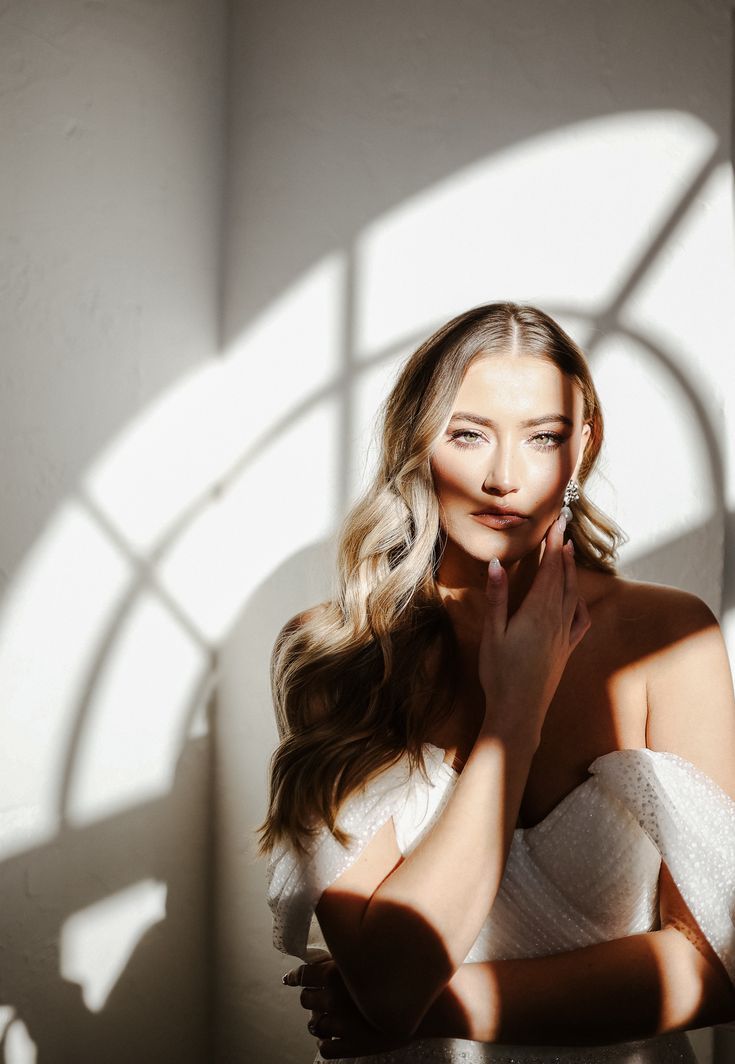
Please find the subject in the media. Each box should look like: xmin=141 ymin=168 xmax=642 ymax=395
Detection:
xmin=277 ymin=599 xmax=334 ymax=639
xmin=273 ymin=601 xmax=338 ymax=723
xmin=577 ymin=568 xmax=719 ymax=653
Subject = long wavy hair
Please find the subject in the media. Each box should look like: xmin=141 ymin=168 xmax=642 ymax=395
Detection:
xmin=258 ymin=302 xmax=626 ymax=854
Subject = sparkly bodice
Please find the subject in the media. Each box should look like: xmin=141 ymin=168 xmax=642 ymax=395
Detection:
xmin=396 ymin=750 xmax=662 ymax=965
xmin=266 ymin=746 xmax=735 ymax=1063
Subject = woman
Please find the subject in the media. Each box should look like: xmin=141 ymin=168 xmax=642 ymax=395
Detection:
xmin=260 ymin=302 xmax=735 ymax=1063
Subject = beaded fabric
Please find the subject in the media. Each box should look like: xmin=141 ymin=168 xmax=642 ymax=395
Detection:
xmin=266 ymin=746 xmax=735 ymax=1063
xmin=312 ymin=1030 xmax=696 ymax=1064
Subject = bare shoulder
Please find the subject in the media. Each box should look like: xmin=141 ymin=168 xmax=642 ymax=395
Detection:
xmin=582 ymin=571 xmax=735 ymax=792
xmin=574 ymin=568 xmax=726 ymax=710
xmin=619 ymin=576 xmax=716 ymax=625
xmin=276 ymin=599 xmax=334 ymax=640
xmin=272 ymin=601 xmax=337 ymax=726
xmin=577 ymin=568 xmax=718 ymax=646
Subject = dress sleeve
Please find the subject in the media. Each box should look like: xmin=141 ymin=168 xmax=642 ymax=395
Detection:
xmin=265 ymin=754 xmax=417 ymax=960
xmin=588 ymin=747 xmax=735 ymax=984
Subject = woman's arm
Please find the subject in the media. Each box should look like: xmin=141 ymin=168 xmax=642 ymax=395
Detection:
xmin=293 ymin=916 xmax=735 ymax=1059
xmin=297 ymin=519 xmax=590 ymax=1038
xmin=417 ymin=923 xmax=735 ymax=1047
xmin=313 ymin=730 xmax=538 ymax=1039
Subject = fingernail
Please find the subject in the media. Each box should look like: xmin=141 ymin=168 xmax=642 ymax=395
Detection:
xmin=567 ymin=538 xmax=575 ymax=555
xmin=556 ymin=513 xmax=567 ymax=532
xmin=488 ymin=556 xmax=502 ymax=579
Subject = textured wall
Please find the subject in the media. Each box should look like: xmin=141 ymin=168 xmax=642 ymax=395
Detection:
xmin=1 ymin=1 xmax=733 ymax=1061
xmin=216 ymin=1 xmax=734 ymax=1062
xmin=0 ymin=1 xmax=226 ymax=1060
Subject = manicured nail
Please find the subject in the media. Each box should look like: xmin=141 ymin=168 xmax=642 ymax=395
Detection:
xmin=488 ymin=556 xmax=502 ymax=579
xmin=566 ymin=538 xmax=575 ymax=555
xmin=556 ymin=513 xmax=567 ymax=533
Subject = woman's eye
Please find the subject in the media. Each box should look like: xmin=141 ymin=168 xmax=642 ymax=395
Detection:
xmin=449 ymin=429 xmax=566 ymax=450
xmin=449 ymin=430 xmax=484 ymax=448
xmin=531 ymin=432 xmax=564 ymax=449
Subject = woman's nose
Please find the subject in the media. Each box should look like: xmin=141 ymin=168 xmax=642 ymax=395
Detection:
xmin=482 ymin=442 xmax=519 ymax=495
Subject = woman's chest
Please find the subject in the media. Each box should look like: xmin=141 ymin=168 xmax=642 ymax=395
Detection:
xmin=521 ymin=645 xmax=648 ymax=827
xmin=432 ymin=615 xmax=649 ymax=830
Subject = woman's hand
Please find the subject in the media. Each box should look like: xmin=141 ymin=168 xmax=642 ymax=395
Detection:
xmin=478 ymin=514 xmax=590 ymax=746
xmin=283 ymin=959 xmax=412 ymax=1059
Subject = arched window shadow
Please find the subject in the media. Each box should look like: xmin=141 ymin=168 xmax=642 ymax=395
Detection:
xmin=2 ymin=13 xmax=734 ymax=1063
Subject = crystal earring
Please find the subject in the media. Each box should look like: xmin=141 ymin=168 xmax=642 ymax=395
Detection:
xmin=561 ymin=477 xmax=580 ymax=522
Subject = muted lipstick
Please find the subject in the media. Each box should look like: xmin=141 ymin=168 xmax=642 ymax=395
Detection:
xmin=471 ymin=512 xmax=527 ymax=530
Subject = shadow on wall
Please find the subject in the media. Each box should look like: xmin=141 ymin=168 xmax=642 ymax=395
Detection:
xmin=1 ymin=0 xmax=733 ymax=1062
xmin=0 ymin=730 xmax=213 ymax=1062
xmin=222 ymin=1 xmax=734 ymax=349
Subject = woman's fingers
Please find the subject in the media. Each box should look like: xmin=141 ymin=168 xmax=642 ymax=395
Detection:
xmin=539 ymin=513 xmax=566 ymax=579
xmin=285 ymin=959 xmax=392 ymax=1058
xmin=318 ymin=1038 xmax=352 ymax=1059
xmin=309 ymin=1012 xmax=345 ymax=1039
xmin=525 ymin=519 xmax=590 ymax=653
xmin=282 ymin=962 xmax=309 ymax=987
xmin=526 ymin=513 xmax=565 ymax=607
xmin=568 ymin=594 xmax=592 ymax=651
xmin=560 ymin=538 xmax=592 ymax=651
xmin=318 ymin=1033 xmax=408 ymax=1059
xmin=300 ymin=987 xmax=330 ymax=1011
xmin=283 ymin=960 xmax=332 ymax=988
xmin=318 ymin=1035 xmax=392 ymax=1059
xmin=561 ymin=539 xmax=579 ymax=628
xmin=484 ymin=557 xmax=508 ymax=640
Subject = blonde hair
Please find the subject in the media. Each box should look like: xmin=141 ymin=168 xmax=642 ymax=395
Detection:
xmin=258 ymin=301 xmax=626 ymax=854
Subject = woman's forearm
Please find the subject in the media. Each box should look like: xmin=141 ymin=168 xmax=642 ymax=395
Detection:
xmin=323 ymin=726 xmax=539 ymax=1037
xmin=366 ymin=729 xmax=537 ymax=966
xmin=418 ymin=928 xmax=735 ymax=1045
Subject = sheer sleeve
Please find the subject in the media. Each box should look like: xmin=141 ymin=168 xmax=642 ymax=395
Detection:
xmin=266 ymin=754 xmax=419 ymax=960
xmin=588 ymin=747 xmax=735 ymax=984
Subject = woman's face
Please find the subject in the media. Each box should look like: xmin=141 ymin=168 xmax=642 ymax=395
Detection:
xmin=430 ymin=353 xmax=591 ymax=569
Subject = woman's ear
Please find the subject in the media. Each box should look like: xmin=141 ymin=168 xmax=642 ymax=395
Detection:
xmin=573 ymin=422 xmax=592 ymax=480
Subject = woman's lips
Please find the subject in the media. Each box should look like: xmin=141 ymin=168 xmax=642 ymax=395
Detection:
xmin=471 ymin=512 xmax=528 ymax=529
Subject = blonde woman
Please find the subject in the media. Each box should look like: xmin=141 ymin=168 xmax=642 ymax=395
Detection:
xmin=260 ymin=302 xmax=735 ymax=1063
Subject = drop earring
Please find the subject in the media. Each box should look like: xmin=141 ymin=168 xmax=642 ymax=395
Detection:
xmin=561 ymin=477 xmax=580 ymax=522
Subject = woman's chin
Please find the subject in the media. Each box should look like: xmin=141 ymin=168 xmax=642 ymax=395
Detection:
xmin=472 ymin=538 xmax=542 ymax=567
xmin=443 ymin=525 xmax=544 ymax=568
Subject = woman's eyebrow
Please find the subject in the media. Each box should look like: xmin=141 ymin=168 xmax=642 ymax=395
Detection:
xmin=448 ymin=411 xmax=574 ymax=429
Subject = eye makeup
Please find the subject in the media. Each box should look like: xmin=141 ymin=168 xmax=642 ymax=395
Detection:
xmin=448 ymin=429 xmax=567 ymax=451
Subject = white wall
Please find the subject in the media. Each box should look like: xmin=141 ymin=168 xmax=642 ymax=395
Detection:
xmin=216 ymin=1 xmax=734 ymax=1062
xmin=1 ymin=2 xmax=733 ymax=1062
xmin=0 ymin=1 xmax=226 ymax=1059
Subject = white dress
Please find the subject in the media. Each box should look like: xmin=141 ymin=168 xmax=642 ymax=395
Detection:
xmin=266 ymin=745 xmax=735 ymax=1063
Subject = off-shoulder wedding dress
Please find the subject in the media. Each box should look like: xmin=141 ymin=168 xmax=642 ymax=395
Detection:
xmin=267 ymin=745 xmax=735 ymax=1064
